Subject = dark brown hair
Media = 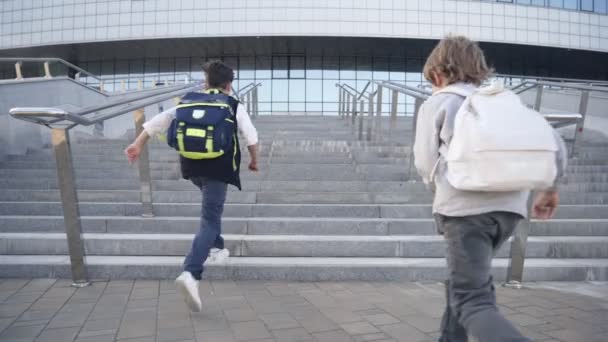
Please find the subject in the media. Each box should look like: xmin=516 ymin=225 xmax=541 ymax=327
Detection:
xmin=423 ymin=36 xmax=493 ymax=86
xmin=203 ymin=60 xmax=235 ymax=89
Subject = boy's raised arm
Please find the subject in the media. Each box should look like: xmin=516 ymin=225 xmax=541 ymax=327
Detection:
xmin=124 ymin=106 xmax=176 ymax=163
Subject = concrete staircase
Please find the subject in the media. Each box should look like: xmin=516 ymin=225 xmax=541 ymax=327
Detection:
xmin=1 ymin=116 xmax=608 ymax=281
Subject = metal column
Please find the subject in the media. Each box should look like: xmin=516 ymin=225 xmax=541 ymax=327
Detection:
xmin=390 ymin=90 xmax=399 ymax=137
xmin=352 ymin=96 xmax=358 ymax=126
xmin=407 ymin=97 xmax=424 ymax=180
xmin=358 ymin=100 xmax=365 ymax=141
xmin=338 ymin=89 xmax=343 ymax=118
xmin=367 ymin=96 xmax=374 ymax=141
xmin=571 ymin=90 xmax=589 ymax=156
xmin=533 ymin=84 xmax=543 ymax=111
xmin=252 ymin=87 xmax=259 ymax=118
xmin=51 ymin=128 xmax=89 ymax=287
xmin=375 ymin=86 xmax=383 ymax=140
xmin=133 ymin=109 xmax=154 ymax=217
xmin=505 ymin=195 xmax=534 ymax=289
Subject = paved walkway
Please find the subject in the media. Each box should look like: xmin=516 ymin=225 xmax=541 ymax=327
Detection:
xmin=0 ymin=279 xmax=607 ymax=342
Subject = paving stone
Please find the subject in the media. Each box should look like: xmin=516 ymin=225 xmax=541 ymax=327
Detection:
xmin=320 ymin=308 xmax=362 ymax=324
xmin=35 ymin=327 xmax=80 ymax=342
xmin=362 ymin=314 xmax=400 ymax=326
xmin=379 ymin=323 xmax=429 ymax=342
xmin=293 ymin=313 xmax=338 ymax=333
xmin=78 ymin=329 xmax=118 ymax=338
xmin=400 ymin=314 xmax=440 ymax=334
xmin=191 ymin=315 xmax=230 ymax=332
xmin=353 ymin=333 xmax=391 ymax=342
xmin=0 ymin=317 xmax=15 ymax=333
xmin=312 ymin=330 xmax=355 ymax=342
xmin=340 ymin=322 xmax=380 ymax=335
xmin=224 ymin=307 xmax=258 ymax=322
xmin=75 ymin=335 xmax=116 ymax=342
xmin=544 ymin=328 xmax=606 ymax=342
xmin=271 ymin=327 xmax=313 ymax=342
xmin=156 ymin=326 xmax=195 ymax=342
xmin=260 ymin=313 xmax=301 ymax=330
xmin=230 ymin=321 xmax=271 ymax=341
xmin=0 ymin=324 xmax=45 ymax=340
xmin=195 ymin=329 xmax=236 ymax=342
xmin=82 ymin=318 xmax=122 ymax=332
xmin=12 ymin=319 xmax=51 ymax=327
xmin=0 ymin=303 xmax=31 ymax=318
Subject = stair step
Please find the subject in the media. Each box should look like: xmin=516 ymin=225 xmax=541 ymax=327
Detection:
xmin=1 ymin=255 xmax=606 ymax=281
xmin=2 ymin=202 xmax=608 ymax=218
xmin=2 ymin=216 xmax=608 ymax=236
xmin=2 ymin=233 xmax=607 ymax=258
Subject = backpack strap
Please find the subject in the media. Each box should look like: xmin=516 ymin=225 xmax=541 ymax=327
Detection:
xmin=434 ymin=85 xmax=476 ymax=98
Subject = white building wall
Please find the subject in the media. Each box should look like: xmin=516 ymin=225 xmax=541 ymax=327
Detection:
xmin=0 ymin=0 xmax=607 ymax=52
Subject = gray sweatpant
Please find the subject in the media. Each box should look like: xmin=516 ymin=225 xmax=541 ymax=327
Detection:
xmin=435 ymin=211 xmax=531 ymax=342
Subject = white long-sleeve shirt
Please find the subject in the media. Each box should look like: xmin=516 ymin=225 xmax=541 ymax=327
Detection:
xmin=143 ymin=102 xmax=259 ymax=147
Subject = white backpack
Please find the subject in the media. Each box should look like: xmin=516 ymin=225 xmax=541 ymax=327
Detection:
xmin=435 ymin=81 xmax=558 ymax=192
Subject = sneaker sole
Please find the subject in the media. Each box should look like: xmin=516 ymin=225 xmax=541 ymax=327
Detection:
xmin=175 ymin=279 xmax=201 ymax=313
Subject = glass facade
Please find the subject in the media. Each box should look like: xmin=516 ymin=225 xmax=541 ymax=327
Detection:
xmin=487 ymin=0 xmax=608 ymax=13
xmin=78 ymin=55 xmax=425 ymax=116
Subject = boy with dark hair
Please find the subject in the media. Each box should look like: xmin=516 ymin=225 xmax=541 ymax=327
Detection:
xmin=125 ymin=60 xmax=259 ymax=312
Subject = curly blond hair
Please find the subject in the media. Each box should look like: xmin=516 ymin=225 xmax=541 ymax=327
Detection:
xmin=423 ymin=36 xmax=493 ymax=86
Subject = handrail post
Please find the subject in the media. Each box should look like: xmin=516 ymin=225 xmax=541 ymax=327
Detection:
xmin=338 ymin=89 xmax=343 ymax=118
xmin=533 ymin=84 xmax=543 ymax=111
xmin=245 ymin=92 xmax=251 ymax=113
xmin=572 ymin=90 xmax=589 ymax=157
xmin=345 ymin=93 xmax=351 ymax=121
xmin=133 ymin=108 xmax=155 ymax=217
xmin=505 ymin=195 xmax=534 ymax=289
xmin=252 ymin=86 xmax=259 ymax=118
xmin=43 ymin=61 xmax=52 ymax=78
xmin=351 ymin=95 xmax=357 ymax=126
xmin=407 ymin=97 xmax=424 ymax=180
xmin=358 ymin=99 xmax=364 ymax=141
xmin=367 ymin=96 xmax=374 ymax=141
xmin=15 ymin=62 xmax=23 ymax=80
xmin=390 ymin=89 xmax=398 ymax=138
xmin=376 ymin=86 xmax=383 ymax=140
xmin=51 ymin=128 xmax=90 ymax=287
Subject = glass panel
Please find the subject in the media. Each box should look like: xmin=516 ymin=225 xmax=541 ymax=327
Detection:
xmin=323 ymin=57 xmax=339 ymax=79
xmin=289 ymin=80 xmax=305 ymax=102
xmin=595 ymin=0 xmax=607 ymax=13
xmin=531 ymin=0 xmax=546 ymax=6
xmin=256 ymin=56 xmax=271 ymax=79
xmin=290 ymin=56 xmax=305 ymax=79
xmin=340 ymin=56 xmax=356 ymax=80
xmin=272 ymin=56 xmax=288 ymax=78
xmin=564 ymin=0 xmax=578 ymax=9
xmin=549 ymin=0 xmax=563 ymax=8
xmin=239 ymin=57 xmax=255 ymax=79
xmin=373 ymin=57 xmax=389 ymax=80
xmin=306 ymin=57 xmax=323 ymax=78
xmin=323 ymin=80 xmax=338 ymax=103
xmin=272 ymin=79 xmax=288 ymax=101
xmin=306 ymin=79 xmax=323 ymax=104
xmin=517 ymin=0 xmax=532 ymax=4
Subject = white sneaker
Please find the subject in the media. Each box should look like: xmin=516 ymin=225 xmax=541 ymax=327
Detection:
xmin=208 ymin=248 xmax=230 ymax=263
xmin=175 ymin=271 xmax=202 ymax=312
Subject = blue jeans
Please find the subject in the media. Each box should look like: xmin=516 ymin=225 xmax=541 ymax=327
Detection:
xmin=435 ymin=212 xmax=531 ymax=342
xmin=183 ymin=177 xmax=227 ymax=280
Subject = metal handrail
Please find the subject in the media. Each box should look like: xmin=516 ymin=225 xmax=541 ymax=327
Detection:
xmin=10 ymin=82 xmax=203 ymax=128
xmin=0 ymin=57 xmax=102 ymax=81
xmin=236 ymin=82 xmax=262 ymax=117
xmin=497 ymin=73 xmax=608 ymax=86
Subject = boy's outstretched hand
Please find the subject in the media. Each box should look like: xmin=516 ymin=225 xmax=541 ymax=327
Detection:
xmin=532 ymin=190 xmax=559 ymax=220
xmin=248 ymin=159 xmax=259 ymax=172
xmin=125 ymin=143 xmax=142 ymax=164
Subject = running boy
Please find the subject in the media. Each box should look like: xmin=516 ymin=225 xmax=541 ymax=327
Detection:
xmin=125 ymin=60 xmax=259 ymax=312
xmin=414 ymin=36 xmax=567 ymax=342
